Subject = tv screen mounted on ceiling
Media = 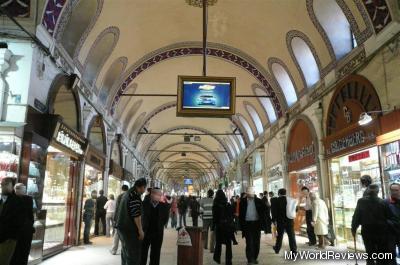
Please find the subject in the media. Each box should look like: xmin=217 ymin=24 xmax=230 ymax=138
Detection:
xmin=177 ymin=76 xmax=236 ymax=117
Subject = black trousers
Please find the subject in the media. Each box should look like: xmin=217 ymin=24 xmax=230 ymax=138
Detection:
xmin=362 ymin=232 xmax=396 ymax=265
xmin=244 ymin=221 xmax=261 ymax=263
xmin=192 ymin=215 xmax=199 ymax=227
xmin=305 ymin=210 xmax=317 ymax=244
xmin=275 ymin=219 xmax=297 ymax=252
xmin=213 ymin=227 xmax=232 ymax=265
xmin=10 ymin=229 xmax=33 ymax=265
xmin=95 ymin=212 xmax=106 ymax=236
xmin=141 ymin=232 xmax=164 ymax=265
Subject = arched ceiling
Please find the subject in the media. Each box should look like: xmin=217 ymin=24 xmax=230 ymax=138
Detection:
xmin=42 ymin=0 xmax=384 ymax=188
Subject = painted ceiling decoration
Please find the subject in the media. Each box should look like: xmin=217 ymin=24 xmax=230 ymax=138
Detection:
xmin=38 ymin=0 xmax=395 ymax=184
xmin=0 ymin=0 xmax=30 ymax=17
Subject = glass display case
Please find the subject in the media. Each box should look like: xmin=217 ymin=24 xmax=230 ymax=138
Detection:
xmin=330 ymin=146 xmax=380 ymax=250
xmin=0 ymin=134 xmax=21 ymax=181
xmin=380 ymin=140 xmax=400 ymax=196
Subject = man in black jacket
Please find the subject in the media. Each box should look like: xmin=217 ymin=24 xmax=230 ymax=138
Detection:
xmin=352 ymin=184 xmax=397 ymax=265
xmin=141 ymin=188 xmax=170 ymax=265
xmin=10 ymin=183 xmax=35 ymax=265
xmin=0 ymin=177 xmax=23 ymax=265
xmin=239 ymin=187 xmax=266 ymax=265
xmin=271 ymin=188 xmax=297 ymax=254
xmin=95 ymin=189 xmax=108 ymax=236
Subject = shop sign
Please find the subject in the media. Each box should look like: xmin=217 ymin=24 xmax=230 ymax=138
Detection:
xmin=86 ymin=146 xmax=105 ymax=171
xmin=330 ymin=130 xmax=365 ymax=154
xmin=268 ymin=164 xmax=282 ymax=179
xmin=348 ymin=150 xmax=370 ymax=162
xmin=288 ymin=144 xmax=314 ymax=164
xmin=110 ymin=160 xmax=124 ymax=179
xmin=54 ymin=122 xmax=87 ymax=156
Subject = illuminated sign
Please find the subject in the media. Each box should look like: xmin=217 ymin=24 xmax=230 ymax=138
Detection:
xmin=54 ymin=123 xmax=87 ymax=156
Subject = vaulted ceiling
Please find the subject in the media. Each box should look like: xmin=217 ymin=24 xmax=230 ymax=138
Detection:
xmin=39 ymin=0 xmax=391 ymax=187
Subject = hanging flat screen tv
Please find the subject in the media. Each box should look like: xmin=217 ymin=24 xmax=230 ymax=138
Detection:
xmin=177 ymin=76 xmax=236 ymax=117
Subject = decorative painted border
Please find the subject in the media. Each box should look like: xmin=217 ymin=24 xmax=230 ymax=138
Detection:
xmin=82 ymin=26 xmax=120 ymax=89
xmin=110 ymin=42 xmax=283 ymax=118
xmin=362 ymin=0 xmax=392 ymax=34
xmin=286 ymin=30 xmax=325 ymax=91
xmin=98 ymin=56 xmax=128 ymax=98
xmin=42 ymin=0 xmax=66 ymax=35
xmin=267 ymin=57 xmax=300 ymax=109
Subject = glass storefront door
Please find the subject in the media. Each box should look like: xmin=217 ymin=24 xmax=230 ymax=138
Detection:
xmin=42 ymin=146 xmax=77 ymax=254
xmin=331 ymin=146 xmax=380 ymax=250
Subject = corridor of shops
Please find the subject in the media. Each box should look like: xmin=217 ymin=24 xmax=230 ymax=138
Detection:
xmin=1 ymin=0 xmax=400 ymax=265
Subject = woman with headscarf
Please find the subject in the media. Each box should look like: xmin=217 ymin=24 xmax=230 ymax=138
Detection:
xmin=310 ymin=192 xmax=329 ymax=249
xmin=212 ymin=190 xmax=235 ymax=265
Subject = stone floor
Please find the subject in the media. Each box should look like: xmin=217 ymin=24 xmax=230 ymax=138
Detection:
xmin=41 ymin=228 xmax=368 ymax=265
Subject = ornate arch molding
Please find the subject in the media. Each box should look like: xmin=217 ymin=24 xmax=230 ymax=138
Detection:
xmin=306 ymin=0 xmax=373 ymax=63
xmin=52 ymin=0 xmax=104 ymax=60
xmin=146 ymin=141 xmax=225 ymax=169
xmin=251 ymin=83 xmax=278 ymax=124
xmin=242 ymin=101 xmax=266 ymax=134
xmin=140 ymin=125 xmax=234 ymax=161
xmin=87 ymin=115 xmax=107 ymax=154
xmin=234 ymin=114 xmax=256 ymax=144
xmin=110 ymin=42 xmax=284 ymax=117
xmin=286 ymin=30 xmax=325 ymax=88
xmin=267 ymin=57 xmax=300 ymax=107
xmin=98 ymin=56 xmax=128 ymax=97
xmin=82 ymin=26 xmax=120 ymax=89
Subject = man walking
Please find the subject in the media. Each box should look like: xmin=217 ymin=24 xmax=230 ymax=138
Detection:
xmin=141 ymin=188 xmax=170 ymax=265
xmin=301 ymin=186 xmax=317 ymax=246
xmin=0 ymin=177 xmax=22 ymax=265
xmin=271 ymin=188 xmax=297 ymax=254
xmin=116 ymin=178 xmax=147 ymax=265
xmin=10 ymin=183 xmax=34 ymax=265
xmin=83 ymin=190 xmax=97 ymax=244
xmin=95 ymin=190 xmax=108 ymax=236
xmin=352 ymin=184 xmax=397 ymax=265
xmin=190 ymin=196 xmax=200 ymax=227
xmin=200 ymin=189 xmax=215 ymax=251
xmin=110 ymin=184 xmax=129 ymax=255
xmin=239 ymin=187 xmax=266 ymax=265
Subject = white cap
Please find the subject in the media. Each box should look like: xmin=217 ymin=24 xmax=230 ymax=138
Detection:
xmin=246 ymin=186 xmax=256 ymax=195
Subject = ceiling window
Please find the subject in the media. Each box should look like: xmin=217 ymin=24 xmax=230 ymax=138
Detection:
xmin=98 ymin=57 xmax=126 ymax=104
xmin=271 ymin=63 xmax=298 ymax=107
xmin=291 ymin=37 xmax=320 ymax=88
xmin=253 ymin=87 xmax=277 ymax=123
xmin=313 ymin=0 xmax=353 ymax=60
xmin=237 ymin=115 xmax=255 ymax=143
xmin=245 ymin=103 xmax=264 ymax=134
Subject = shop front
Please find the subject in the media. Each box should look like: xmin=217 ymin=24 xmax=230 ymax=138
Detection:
xmin=323 ymin=75 xmax=382 ymax=249
xmin=267 ymin=164 xmax=283 ymax=196
xmin=286 ymin=117 xmax=319 ymax=234
xmin=377 ymin=109 xmax=400 ymax=195
xmin=108 ymin=138 xmax=124 ymax=196
xmin=22 ymin=111 xmax=88 ymax=261
xmin=265 ymin=137 xmax=284 ymax=196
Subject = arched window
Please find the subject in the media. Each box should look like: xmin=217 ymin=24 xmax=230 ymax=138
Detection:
xmin=237 ymin=115 xmax=255 ymax=142
xmin=254 ymin=87 xmax=277 ymax=123
xmin=98 ymin=57 xmax=126 ymax=104
xmin=224 ymin=138 xmax=237 ymax=158
xmin=313 ymin=0 xmax=353 ymax=59
xmin=60 ymin=0 xmax=99 ymax=57
xmin=291 ymin=37 xmax=320 ymax=88
xmin=227 ymin=133 xmax=241 ymax=154
xmin=245 ymin=103 xmax=264 ymax=134
xmin=271 ymin=63 xmax=298 ymax=107
xmin=128 ymin=112 xmax=147 ymax=141
xmin=88 ymin=116 xmax=105 ymax=153
xmin=83 ymin=28 xmax=119 ymax=88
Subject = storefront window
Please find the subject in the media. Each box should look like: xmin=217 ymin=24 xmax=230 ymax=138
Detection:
xmin=84 ymin=165 xmax=103 ymax=196
xmin=0 ymin=135 xmax=21 ymax=181
xmin=331 ymin=146 xmax=380 ymax=249
xmin=108 ymin=176 xmax=121 ymax=197
xmin=289 ymin=166 xmax=318 ymax=198
xmin=381 ymin=140 xmax=400 ymax=196
xmin=42 ymin=146 xmax=76 ymax=251
xmin=268 ymin=178 xmax=283 ymax=196
xmin=253 ymin=177 xmax=264 ymax=196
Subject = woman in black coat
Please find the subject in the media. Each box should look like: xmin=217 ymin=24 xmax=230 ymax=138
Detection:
xmin=212 ymin=190 xmax=235 ymax=265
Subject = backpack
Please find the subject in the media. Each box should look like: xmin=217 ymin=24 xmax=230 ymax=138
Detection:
xmin=286 ymin=196 xmax=297 ymax=220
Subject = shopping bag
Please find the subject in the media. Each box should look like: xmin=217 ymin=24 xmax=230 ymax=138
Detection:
xmin=286 ymin=196 xmax=298 ymax=219
xmin=177 ymin=227 xmax=192 ymax=246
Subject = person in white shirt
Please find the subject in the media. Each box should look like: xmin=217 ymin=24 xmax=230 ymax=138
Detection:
xmin=104 ymin=194 xmax=116 ymax=237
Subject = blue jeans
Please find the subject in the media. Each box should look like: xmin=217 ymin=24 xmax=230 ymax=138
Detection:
xmin=83 ymin=214 xmax=93 ymax=243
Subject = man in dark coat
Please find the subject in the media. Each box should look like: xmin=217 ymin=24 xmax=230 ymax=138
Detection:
xmin=239 ymin=186 xmax=266 ymax=265
xmin=261 ymin=191 xmax=272 ymax=234
xmin=352 ymin=184 xmax=398 ymax=265
xmin=190 ymin=196 xmax=200 ymax=227
xmin=140 ymin=188 xmax=170 ymax=265
xmin=0 ymin=177 xmax=23 ymax=265
xmin=83 ymin=190 xmax=97 ymax=244
xmin=95 ymin=189 xmax=108 ymax=236
xmin=10 ymin=183 xmax=35 ymax=265
xmin=385 ymin=183 xmax=400 ymax=262
xmin=271 ymin=188 xmax=297 ymax=254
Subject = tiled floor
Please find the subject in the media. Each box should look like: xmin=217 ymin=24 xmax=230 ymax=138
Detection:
xmin=41 ymin=228 xmax=368 ymax=265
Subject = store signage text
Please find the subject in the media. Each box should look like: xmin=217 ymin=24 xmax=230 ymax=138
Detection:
xmin=329 ymin=130 xmax=369 ymax=155
xmin=288 ymin=144 xmax=315 ymax=164
xmin=348 ymin=150 xmax=370 ymax=162
xmin=55 ymin=125 xmax=85 ymax=155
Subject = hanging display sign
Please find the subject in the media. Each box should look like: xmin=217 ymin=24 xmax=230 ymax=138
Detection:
xmin=110 ymin=160 xmax=124 ymax=179
xmin=324 ymin=74 xmax=381 ymax=158
xmin=86 ymin=146 xmax=105 ymax=171
xmin=287 ymin=119 xmax=317 ymax=172
xmin=52 ymin=121 xmax=88 ymax=157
